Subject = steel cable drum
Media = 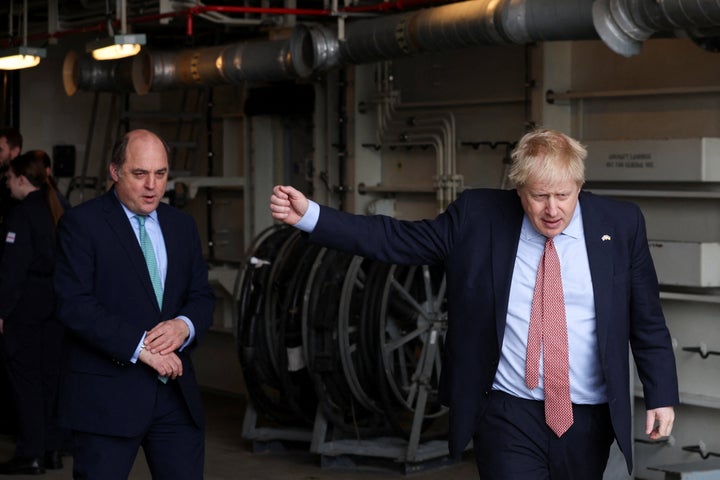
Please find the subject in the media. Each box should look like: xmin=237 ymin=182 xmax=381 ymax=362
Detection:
xmin=336 ymin=255 xmax=387 ymax=415
xmin=373 ymin=263 xmax=450 ymax=439
xmin=236 ymin=225 xmax=302 ymax=425
xmin=266 ymin=232 xmax=322 ymax=426
xmin=302 ymin=248 xmax=390 ymax=436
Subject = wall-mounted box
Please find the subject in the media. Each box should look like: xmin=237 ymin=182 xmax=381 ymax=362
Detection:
xmin=649 ymin=241 xmax=720 ymax=287
xmin=585 ymin=138 xmax=720 ymax=182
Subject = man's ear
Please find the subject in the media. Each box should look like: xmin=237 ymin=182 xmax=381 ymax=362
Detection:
xmin=109 ymin=163 xmax=119 ymax=181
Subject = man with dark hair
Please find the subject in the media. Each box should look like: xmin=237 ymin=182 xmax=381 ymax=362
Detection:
xmin=0 ymin=127 xmax=22 ymax=225
xmin=0 ymin=128 xmax=22 ymax=167
xmin=54 ymin=129 xmax=215 ymax=479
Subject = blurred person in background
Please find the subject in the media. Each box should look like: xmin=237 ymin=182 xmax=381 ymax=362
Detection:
xmin=0 ymin=150 xmax=67 ymax=475
xmin=0 ymin=127 xmax=22 ymax=439
xmin=0 ymin=128 xmax=22 ymax=226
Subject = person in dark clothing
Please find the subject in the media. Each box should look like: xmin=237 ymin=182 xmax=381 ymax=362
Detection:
xmin=0 ymin=150 xmax=67 ymax=475
xmin=270 ymin=128 xmax=677 ymax=479
xmin=0 ymin=128 xmax=22 ymax=439
xmin=0 ymin=128 xmax=21 ymax=167
xmin=39 ymin=151 xmax=71 ymax=211
xmin=0 ymin=128 xmax=22 ymax=226
xmin=54 ymin=130 xmax=214 ymax=479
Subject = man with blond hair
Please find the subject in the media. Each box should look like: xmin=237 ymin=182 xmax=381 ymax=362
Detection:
xmin=270 ymin=128 xmax=678 ymax=479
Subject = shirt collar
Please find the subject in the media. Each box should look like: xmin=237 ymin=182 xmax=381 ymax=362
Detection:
xmin=114 ymin=190 xmax=159 ymax=224
xmin=521 ymin=201 xmax=583 ymax=242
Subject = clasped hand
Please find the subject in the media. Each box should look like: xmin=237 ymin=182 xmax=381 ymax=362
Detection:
xmin=139 ymin=318 xmax=190 ymax=379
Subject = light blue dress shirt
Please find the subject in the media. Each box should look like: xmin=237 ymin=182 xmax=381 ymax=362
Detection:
xmin=492 ymin=203 xmax=607 ymax=404
xmin=296 ymin=198 xmax=607 ymax=404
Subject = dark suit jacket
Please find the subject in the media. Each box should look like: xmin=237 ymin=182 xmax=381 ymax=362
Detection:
xmin=54 ymin=189 xmax=215 ymax=437
xmin=309 ymin=188 xmax=679 ymax=473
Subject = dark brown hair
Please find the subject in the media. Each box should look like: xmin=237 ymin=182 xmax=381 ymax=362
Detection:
xmin=0 ymin=127 xmax=22 ymax=151
xmin=10 ymin=150 xmax=65 ymax=226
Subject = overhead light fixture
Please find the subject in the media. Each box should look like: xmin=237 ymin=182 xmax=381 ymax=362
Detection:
xmin=87 ymin=33 xmax=146 ymax=61
xmin=0 ymin=45 xmax=46 ymax=70
xmin=0 ymin=0 xmax=47 ymax=71
xmin=87 ymin=0 xmax=146 ymax=61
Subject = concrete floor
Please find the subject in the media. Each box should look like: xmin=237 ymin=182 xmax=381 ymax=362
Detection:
xmin=0 ymin=390 xmax=479 ymax=479
xmin=0 ymin=333 xmax=478 ymax=478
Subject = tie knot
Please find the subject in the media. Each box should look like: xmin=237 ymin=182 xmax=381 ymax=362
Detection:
xmin=135 ymin=215 xmax=147 ymax=227
xmin=545 ymin=237 xmax=556 ymax=250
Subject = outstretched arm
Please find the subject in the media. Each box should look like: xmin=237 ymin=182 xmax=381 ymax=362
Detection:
xmin=270 ymin=185 xmax=308 ymax=225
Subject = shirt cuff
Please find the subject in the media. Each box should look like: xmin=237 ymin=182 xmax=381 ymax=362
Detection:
xmin=131 ymin=332 xmax=148 ymax=364
xmin=177 ymin=315 xmax=195 ymax=351
xmin=130 ymin=316 xmax=195 ymax=363
xmin=294 ymin=200 xmax=320 ymax=233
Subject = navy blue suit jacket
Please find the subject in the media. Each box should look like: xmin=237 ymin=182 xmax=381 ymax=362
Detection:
xmin=308 ymin=188 xmax=678 ymax=473
xmin=54 ymin=189 xmax=215 ymax=437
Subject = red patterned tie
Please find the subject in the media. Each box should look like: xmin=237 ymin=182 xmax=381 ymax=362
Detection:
xmin=525 ymin=237 xmax=573 ymax=437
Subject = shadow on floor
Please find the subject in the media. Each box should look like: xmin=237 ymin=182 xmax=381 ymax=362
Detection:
xmin=0 ymin=391 xmax=478 ymax=479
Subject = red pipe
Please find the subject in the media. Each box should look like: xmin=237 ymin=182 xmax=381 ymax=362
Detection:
xmin=187 ymin=5 xmax=332 ymax=16
xmin=342 ymin=0 xmax=452 ymax=13
xmin=17 ymin=0 xmax=452 ymax=45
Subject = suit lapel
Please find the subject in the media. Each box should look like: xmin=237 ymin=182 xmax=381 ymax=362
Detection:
xmin=580 ymin=192 xmax=614 ymax=358
xmin=493 ymin=194 xmax=524 ymax=348
xmin=102 ymin=191 xmax=161 ymax=312
xmin=157 ymin=205 xmax=176 ymax=311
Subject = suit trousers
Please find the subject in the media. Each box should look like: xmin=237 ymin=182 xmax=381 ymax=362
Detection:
xmin=72 ymin=380 xmax=204 ymax=480
xmin=2 ymin=317 xmax=64 ymax=458
xmin=473 ymin=390 xmax=615 ymax=480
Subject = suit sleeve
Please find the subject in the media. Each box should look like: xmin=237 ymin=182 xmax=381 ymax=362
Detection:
xmin=309 ymin=190 xmax=471 ymax=266
xmin=628 ymin=206 xmax=680 ymax=409
xmin=174 ymin=215 xmax=215 ymax=348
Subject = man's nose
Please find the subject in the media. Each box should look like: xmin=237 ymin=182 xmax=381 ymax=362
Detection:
xmin=546 ymin=198 xmax=558 ymax=215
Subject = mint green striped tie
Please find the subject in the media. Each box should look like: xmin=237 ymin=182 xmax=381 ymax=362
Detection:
xmin=136 ymin=216 xmax=168 ymax=383
xmin=136 ymin=215 xmax=164 ymax=308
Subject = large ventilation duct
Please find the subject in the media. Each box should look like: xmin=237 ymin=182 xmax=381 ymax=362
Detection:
xmin=66 ymin=0 xmax=720 ymax=94
xmin=593 ymin=0 xmax=720 ymax=57
xmin=62 ymin=23 xmax=339 ymax=94
xmin=149 ymin=24 xmax=339 ymax=91
xmin=146 ymin=0 xmax=598 ymax=86
xmin=339 ymin=0 xmax=596 ymax=65
xmin=63 ymin=49 xmax=151 ymax=96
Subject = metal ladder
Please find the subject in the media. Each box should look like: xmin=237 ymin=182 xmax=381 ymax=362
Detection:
xmin=66 ymin=87 xmax=211 ymax=203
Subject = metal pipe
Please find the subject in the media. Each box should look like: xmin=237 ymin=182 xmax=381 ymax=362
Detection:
xmin=546 ymin=85 xmax=720 ymax=103
xmin=64 ymin=0 xmax=720 ymax=93
xmin=593 ymin=0 xmax=720 ymax=56
xmin=205 ymin=87 xmax=216 ymax=262
xmin=339 ymin=0 xmax=597 ymax=65
xmin=147 ymin=24 xmax=338 ymax=90
xmin=62 ymin=49 xmax=151 ymax=95
xmin=395 ymin=133 xmax=445 ymax=211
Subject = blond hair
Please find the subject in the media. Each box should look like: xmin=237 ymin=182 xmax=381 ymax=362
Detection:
xmin=507 ymin=129 xmax=586 ymax=188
